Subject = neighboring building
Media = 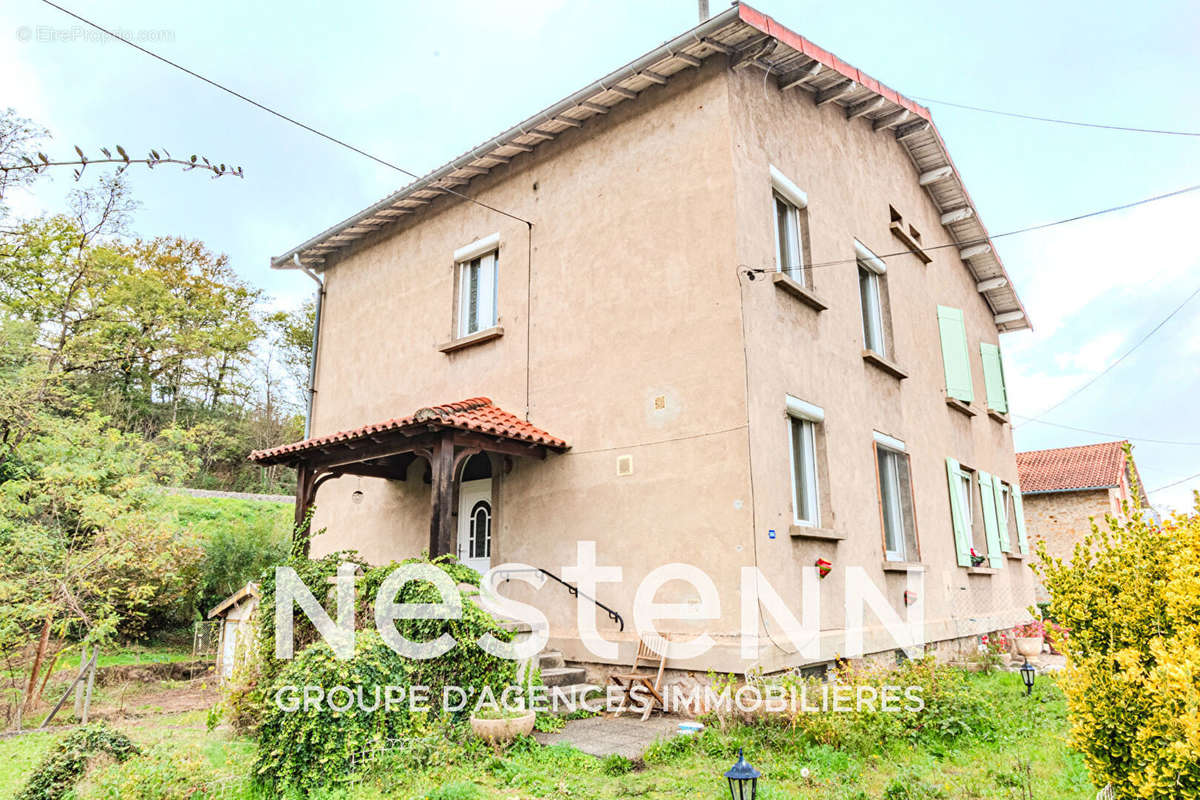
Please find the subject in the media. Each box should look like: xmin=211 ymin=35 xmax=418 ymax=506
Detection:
xmin=250 ymin=3 xmax=1038 ymax=674
xmin=1016 ymin=440 xmax=1150 ymax=600
xmin=208 ymin=583 xmax=260 ymax=681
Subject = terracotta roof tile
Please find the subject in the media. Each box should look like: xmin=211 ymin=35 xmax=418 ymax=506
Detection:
xmin=249 ymin=397 xmax=568 ymax=464
xmin=1015 ymin=441 xmax=1128 ymax=493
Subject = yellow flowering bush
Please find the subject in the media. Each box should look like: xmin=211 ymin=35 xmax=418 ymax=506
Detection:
xmin=1037 ymin=487 xmax=1200 ymax=798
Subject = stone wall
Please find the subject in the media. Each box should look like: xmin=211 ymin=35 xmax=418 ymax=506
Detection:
xmin=1021 ymin=488 xmax=1114 ymax=600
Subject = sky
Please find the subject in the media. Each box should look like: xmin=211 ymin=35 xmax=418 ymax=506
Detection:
xmin=2 ymin=0 xmax=1199 ymax=511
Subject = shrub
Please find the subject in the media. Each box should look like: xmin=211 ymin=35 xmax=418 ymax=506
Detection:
xmin=1037 ymin=486 xmax=1200 ymax=798
xmin=74 ymin=744 xmax=237 ymax=800
xmin=253 ymin=555 xmax=518 ymax=793
xmin=15 ymin=723 xmax=141 ymax=800
xmin=775 ymin=657 xmax=1000 ymax=753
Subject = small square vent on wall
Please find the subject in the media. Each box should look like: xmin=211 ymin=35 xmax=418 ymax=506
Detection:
xmin=616 ymin=455 xmax=633 ymax=477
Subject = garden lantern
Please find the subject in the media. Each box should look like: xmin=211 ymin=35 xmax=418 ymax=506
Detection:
xmin=1020 ymin=657 xmax=1036 ymax=696
xmin=724 ymin=748 xmax=761 ymax=800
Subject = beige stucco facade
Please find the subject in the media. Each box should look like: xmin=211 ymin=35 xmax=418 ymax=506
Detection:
xmin=299 ymin=56 xmax=1036 ymax=673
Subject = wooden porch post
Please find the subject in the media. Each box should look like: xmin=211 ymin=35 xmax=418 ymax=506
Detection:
xmin=293 ymin=465 xmax=315 ymax=558
xmin=428 ymin=432 xmax=456 ymax=558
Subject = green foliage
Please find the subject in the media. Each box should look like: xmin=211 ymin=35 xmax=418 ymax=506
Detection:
xmin=771 ymin=657 xmax=1003 ymax=754
xmin=251 ymin=556 xmax=518 ymax=793
xmin=163 ymin=494 xmax=291 ymax=614
xmin=14 ymin=723 xmax=140 ymax=800
xmin=882 ymin=767 xmax=946 ymax=800
xmin=1038 ymin=491 xmax=1200 ymax=798
xmin=0 ymin=411 xmax=203 ymax=650
xmin=423 ymin=780 xmax=483 ymax=800
xmin=600 ymin=753 xmax=634 ymax=775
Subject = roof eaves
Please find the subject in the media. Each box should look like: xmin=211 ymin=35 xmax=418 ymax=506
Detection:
xmin=269 ymin=3 xmax=1029 ymax=330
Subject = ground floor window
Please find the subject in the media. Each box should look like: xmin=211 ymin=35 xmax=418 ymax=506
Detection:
xmin=875 ymin=433 xmax=918 ymax=562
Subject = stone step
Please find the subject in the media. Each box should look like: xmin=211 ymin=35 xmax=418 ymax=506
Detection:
xmin=537 ymin=649 xmax=565 ymax=670
xmin=540 ymin=666 xmax=587 ymax=687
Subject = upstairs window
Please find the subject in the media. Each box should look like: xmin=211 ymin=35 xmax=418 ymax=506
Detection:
xmin=454 ymin=234 xmax=500 ymax=337
xmin=856 ymin=240 xmax=889 ymax=357
xmin=769 ymin=166 xmax=810 ymax=285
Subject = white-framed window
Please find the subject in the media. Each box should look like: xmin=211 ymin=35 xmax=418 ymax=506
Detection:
xmin=856 ymin=240 xmax=887 ymax=356
xmin=874 ymin=432 xmax=918 ymax=562
xmin=454 ymin=233 xmax=500 ymax=337
xmin=770 ymin=166 xmax=808 ymax=285
xmin=786 ymin=395 xmax=823 ymax=527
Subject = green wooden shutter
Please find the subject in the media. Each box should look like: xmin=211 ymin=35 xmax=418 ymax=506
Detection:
xmin=937 ymin=306 xmax=973 ymax=403
xmin=980 ymin=342 xmax=1008 ymax=414
xmin=946 ymin=457 xmax=971 ymax=567
xmin=978 ymin=471 xmax=1004 ymax=568
xmin=1011 ymin=480 xmax=1030 ymax=554
xmin=992 ymin=477 xmax=1012 ymax=553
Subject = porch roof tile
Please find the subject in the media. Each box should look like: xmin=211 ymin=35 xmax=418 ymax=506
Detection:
xmin=248 ymin=397 xmax=568 ymax=465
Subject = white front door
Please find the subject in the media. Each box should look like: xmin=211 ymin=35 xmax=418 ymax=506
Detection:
xmin=457 ymin=478 xmax=492 ymax=574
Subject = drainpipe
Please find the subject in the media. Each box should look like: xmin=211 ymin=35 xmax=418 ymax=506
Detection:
xmin=294 ymin=254 xmax=324 ymax=438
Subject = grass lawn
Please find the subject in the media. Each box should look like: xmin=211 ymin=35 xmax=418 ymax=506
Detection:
xmin=0 ymin=670 xmax=1094 ymax=800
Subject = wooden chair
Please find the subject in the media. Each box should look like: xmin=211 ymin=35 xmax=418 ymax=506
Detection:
xmin=609 ymin=636 xmax=668 ymax=720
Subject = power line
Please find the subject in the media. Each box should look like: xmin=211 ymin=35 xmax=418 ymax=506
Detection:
xmin=1015 ymin=281 xmax=1200 ymax=427
xmin=39 ymin=0 xmax=532 ymax=227
xmin=1012 ymin=416 xmax=1200 ymax=447
xmin=745 ymin=183 xmax=1200 ymax=277
xmin=1149 ymin=471 xmax=1200 ymax=494
xmin=914 ymin=96 xmax=1200 ymax=138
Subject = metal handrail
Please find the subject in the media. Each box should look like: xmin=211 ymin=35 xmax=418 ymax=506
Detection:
xmin=499 ymin=567 xmax=625 ymax=631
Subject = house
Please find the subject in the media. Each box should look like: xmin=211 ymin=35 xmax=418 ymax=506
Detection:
xmin=249 ymin=3 xmax=1038 ymax=675
xmin=208 ymin=582 xmax=260 ymax=681
xmin=1016 ymin=441 xmax=1149 ymax=601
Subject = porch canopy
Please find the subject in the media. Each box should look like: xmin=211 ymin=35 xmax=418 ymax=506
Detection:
xmin=249 ymin=397 xmax=568 ymax=557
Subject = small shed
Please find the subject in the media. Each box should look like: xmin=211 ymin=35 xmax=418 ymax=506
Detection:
xmin=207 ymin=582 xmax=260 ymax=681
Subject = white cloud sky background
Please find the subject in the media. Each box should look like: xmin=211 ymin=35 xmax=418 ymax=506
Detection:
xmin=1 ymin=0 xmax=1198 ymax=510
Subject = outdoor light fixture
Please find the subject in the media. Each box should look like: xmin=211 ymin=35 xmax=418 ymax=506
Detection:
xmin=724 ymin=748 xmax=761 ymax=800
xmin=1020 ymin=657 xmax=1036 ymax=696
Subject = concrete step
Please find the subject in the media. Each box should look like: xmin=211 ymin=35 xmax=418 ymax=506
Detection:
xmin=537 ymin=649 xmax=565 ymax=670
xmin=540 ymin=666 xmax=587 ymax=687
xmin=543 ymin=682 xmax=604 ymax=715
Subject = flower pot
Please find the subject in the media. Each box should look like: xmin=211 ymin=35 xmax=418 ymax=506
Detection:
xmin=1015 ymin=636 xmax=1043 ymax=658
xmin=470 ymin=710 xmax=536 ymax=743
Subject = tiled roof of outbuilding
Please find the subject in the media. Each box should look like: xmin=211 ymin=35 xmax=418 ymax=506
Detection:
xmin=1016 ymin=441 xmax=1129 ymax=494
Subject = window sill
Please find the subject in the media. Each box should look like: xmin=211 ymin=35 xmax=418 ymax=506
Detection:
xmin=945 ymin=397 xmax=976 ymax=417
xmin=966 ymin=566 xmax=998 ymax=575
xmin=437 ymin=326 xmax=504 ymax=354
xmin=862 ymin=350 xmax=908 ymax=380
xmin=881 ymin=560 xmax=926 ymax=573
xmin=789 ymin=525 xmax=845 ymax=541
xmin=987 ymin=409 xmax=1010 ymax=424
xmin=1006 ymin=552 xmax=1027 ymax=561
xmin=772 ymin=273 xmax=828 ymax=311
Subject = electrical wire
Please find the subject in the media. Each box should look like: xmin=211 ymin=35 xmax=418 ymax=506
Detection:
xmin=744 ymin=183 xmax=1200 ymax=278
xmin=38 ymin=0 xmax=533 ymax=226
xmin=1015 ymin=281 xmax=1200 ymax=427
xmin=1017 ymin=419 xmax=1200 ymax=450
xmin=1149 ymin=471 xmax=1200 ymax=494
xmin=914 ymin=96 xmax=1200 ymax=138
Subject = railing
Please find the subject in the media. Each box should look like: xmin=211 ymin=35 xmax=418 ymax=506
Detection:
xmin=498 ymin=567 xmax=625 ymax=631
